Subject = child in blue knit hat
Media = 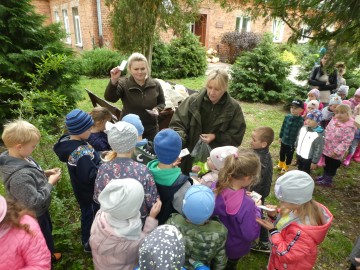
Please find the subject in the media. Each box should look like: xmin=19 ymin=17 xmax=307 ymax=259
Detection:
xmin=147 ymin=129 xmax=192 ymax=225
xmin=166 ymin=185 xmax=227 ymax=269
xmin=122 ymin=113 xmax=156 ymax=165
xmin=53 ymin=108 xmax=101 ymax=252
xmin=295 ymin=110 xmax=324 ymax=174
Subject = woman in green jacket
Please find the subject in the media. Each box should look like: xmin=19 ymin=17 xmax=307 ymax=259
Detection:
xmin=169 ymin=69 xmax=246 ymax=174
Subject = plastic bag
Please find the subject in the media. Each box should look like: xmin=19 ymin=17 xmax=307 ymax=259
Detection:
xmin=190 ymin=139 xmax=211 ymax=163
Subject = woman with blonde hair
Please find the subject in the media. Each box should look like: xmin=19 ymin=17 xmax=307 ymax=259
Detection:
xmin=105 ymin=52 xmax=165 ymax=141
xmin=170 ymin=69 xmax=246 ymax=174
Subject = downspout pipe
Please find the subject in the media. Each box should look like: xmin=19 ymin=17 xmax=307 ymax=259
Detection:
xmin=96 ymin=0 xmax=103 ymax=47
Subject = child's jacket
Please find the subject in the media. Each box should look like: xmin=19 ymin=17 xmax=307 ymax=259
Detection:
xmin=0 ymin=152 xmax=52 ymax=217
xmin=296 ymin=126 xmax=324 ymax=164
xmin=53 ymin=135 xmax=101 ymax=206
xmin=279 ymin=114 xmax=303 ymax=146
xmin=268 ymin=203 xmax=333 ymax=270
xmin=323 ymin=118 xmax=356 ymax=160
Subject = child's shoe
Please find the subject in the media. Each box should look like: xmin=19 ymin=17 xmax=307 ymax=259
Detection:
xmin=317 ymin=156 xmax=325 ymax=167
xmin=280 ymin=165 xmax=289 ymax=174
xmin=251 ymin=241 xmax=271 ymax=253
xmin=84 ymin=241 xmax=92 ymax=253
xmin=316 ymin=175 xmax=333 ymax=187
xmin=315 ymin=175 xmax=324 ymax=182
xmin=353 ymin=146 xmax=360 ymax=162
xmin=343 ymin=154 xmax=353 ymax=166
xmin=274 ymin=161 xmax=285 ymax=170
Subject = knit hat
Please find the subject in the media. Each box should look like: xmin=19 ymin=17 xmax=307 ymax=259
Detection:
xmin=210 ymin=146 xmax=238 ymax=170
xmin=308 ymin=89 xmax=320 ymax=100
xmin=105 ymin=121 xmax=138 ymax=153
xmin=154 ymin=129 xmax=182 ymax=164
xmin=65 ymin=109 xmax=94 ymax=135
xmin=291 ymin=99 xmax=304 ymax=109
xmin=122 ymin=114 xmax=144 ymax=136
xmin=319 ymin=47 xmax=327 ymax=58
xmin=182 ymin=185 xmax=215 ymax=225
xmin=306 ymin=109 xmax=322 ymax=123
xmin=355 ymin=88 xmax=360 ymax=96
xmin=337 ymin=85 xmax=349 ymax=96
xmin=0 ymin=195 xmax=7 ymax=223
xmin=275 ymin=170 xmax=314 ymax=205
xmin=342 ymin=100 xmax=352 ymax=107
xmin=329 ymin=94 xmax=342 ymax=105
xmin=307 ymin=100 xmax=319 ymax=110
xmin=139 ymin=224 xmax=185 ymax=270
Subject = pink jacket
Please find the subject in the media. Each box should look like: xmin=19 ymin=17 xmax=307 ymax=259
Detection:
xmin=0 ymin=215 xmax=51 ymax=270
xmin=323 ymin=117 xmax=356 ymax=160
xmin=90 ymin=211 xmax=158 ymax=270
xmin=268 ymin=203 xmax=333 ymax=270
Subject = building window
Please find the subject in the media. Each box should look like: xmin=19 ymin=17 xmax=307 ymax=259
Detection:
xmin=62 ymin=9 xmax=71 ymax=44
xmin=54 ymin=10 xmax=60 ymax=23
xmin=272 ymin=19 xmax=285 ymax=42
xmin=298 ymin=25 xmax=311 ymax=43
xmin=72 ymin=7 xmax=82 ymax=47
xmin=188 ymin=22 xmax=195 ymax=33
xmin=235 ymin=16 xmax=251 ymax=33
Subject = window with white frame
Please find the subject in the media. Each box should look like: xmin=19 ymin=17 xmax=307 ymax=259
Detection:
xmin=62 ymin=9 xmax=71 ymax=44
xmin=188 ymin=22 xmax=195 ymax=33
xmin=298 ymin=25 xmax=311 ymax=43
xmin=235 ymin=16 xmax=251 ymax=33
xmin=72 ymin=7 xmax=82 ymax=46
xmin=272 ymin=19 xmax=285 ymax=42
xmin=54 ymin=10 xmax=60 ymax=23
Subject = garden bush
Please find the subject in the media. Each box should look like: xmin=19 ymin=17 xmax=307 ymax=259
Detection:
xmin=221 ymin=32 xmax=261 ymax=64
xmin=229 ymin=33 xmax=291 ymax=103
xmin=152 ymin=33 xmax=207 ymax=79
xmin=80 ymin=48 xmax=128 ymax=77
xmin=151 ymin=40 xmax=172 ymax=78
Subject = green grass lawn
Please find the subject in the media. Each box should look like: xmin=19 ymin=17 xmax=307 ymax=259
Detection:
xmin=1 ymin=75 xmax=358 ymax=269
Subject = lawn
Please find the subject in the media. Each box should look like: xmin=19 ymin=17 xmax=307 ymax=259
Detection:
xmin=1 ymin=76 xmax=358 ymax=270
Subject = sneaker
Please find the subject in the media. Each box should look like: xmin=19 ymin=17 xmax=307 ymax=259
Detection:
xmin=84 ymin=241 xmax=92 ymax=253
xmin=251 ymin=242 xmax=271 ymax=253
xmin=51 ymin=252 xmax=62 ymax=263
xmin=315 ymin=180 xmax=332 ymax=187
xmin=315 ymin=175 xmax=324 ymax=182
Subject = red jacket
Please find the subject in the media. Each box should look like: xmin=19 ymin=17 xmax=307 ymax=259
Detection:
xmin=268 ymin=203 xmax=333 ymax=270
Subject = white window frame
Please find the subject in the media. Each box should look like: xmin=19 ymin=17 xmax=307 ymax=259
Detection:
xmin=62 ymin=9 xmax=71 ymax=44
xmin=72 ymin=7 xmax=82 ymax=47
xmin=298 ymin=24 xmax=311 ymax=43
xmin=54 ymin=10 xmax=60 ymax=23
xmin=188 ymin=22 xmax=195 ymax=33
xmin=272 ymin=19 xmax=285 ymax=42
xmin=235 ymin=16 xmax=251 ymax=33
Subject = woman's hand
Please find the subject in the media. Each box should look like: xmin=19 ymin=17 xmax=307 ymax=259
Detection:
xmin=256 ymin=217 xmax=275 ymax=230
xmin=110 ymin=67 xmax=121 ymax=85
xmin=200 ymin=134 xmax=215 ymax=144
xmin=149 ymin=198 xmax=162 ymax=219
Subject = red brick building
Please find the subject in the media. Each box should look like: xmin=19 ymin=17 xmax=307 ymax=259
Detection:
xmin=32 ymin=0 xmax=303 ymax=59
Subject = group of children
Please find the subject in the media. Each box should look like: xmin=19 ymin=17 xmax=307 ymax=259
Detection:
xmin=275 ymin=87 xmax=360 ymax=187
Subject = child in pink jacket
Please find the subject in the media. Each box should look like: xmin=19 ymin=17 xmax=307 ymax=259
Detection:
xmin=0 ymin=195 xmax=51 ymax=270
xmin=316 ymin=104 xmax=356 ymax=186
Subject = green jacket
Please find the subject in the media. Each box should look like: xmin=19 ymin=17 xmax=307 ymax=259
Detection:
xmin=169 ymin=89 xmax=246 ymax=173
xmin=166 ymin=213 xmax=228 ymax=270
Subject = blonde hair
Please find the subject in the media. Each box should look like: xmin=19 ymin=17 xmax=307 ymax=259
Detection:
xmin=335 ymin=104 xmax=352 ymax=117
xmin=205 ymin=69 xmax=228 ymax=91
xmin=127 ymin=52 xmax=150 ymax=75
xmin=253 ymin=126 xmax=274 ymax=147
xmin=215 ymin=149 xmax=261 ymax=195
xmin=296 ymin=200 xmax=326 ymax=226
xmin=102 ymin=151 xmax=117 ymax=162
xmin=2 ymin=120 xmax=41 ymax=148
xmin=90 ymin=107 xmax=112 ymax=125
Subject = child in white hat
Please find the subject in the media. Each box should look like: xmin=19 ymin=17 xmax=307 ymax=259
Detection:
xmin=90 ymin=178 xmax=161 ymax=270
xmin=257 ymin=170 xmax=333 ymax=270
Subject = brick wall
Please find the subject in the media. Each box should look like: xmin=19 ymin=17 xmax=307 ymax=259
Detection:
xmin=32 ymin=0 xmax=51 ymax=25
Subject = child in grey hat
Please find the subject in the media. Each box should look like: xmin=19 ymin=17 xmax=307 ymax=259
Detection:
xmin=256 ymin=170 xmax=333 ymax=270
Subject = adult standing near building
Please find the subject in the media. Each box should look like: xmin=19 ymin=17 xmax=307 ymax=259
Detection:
xmin=169 ymin=69 xmax=246 ymax=174
xmin=308 ymin=52 xmax=338 ymax=106
xmin=104 ymin=52 xmax=165 ymax=141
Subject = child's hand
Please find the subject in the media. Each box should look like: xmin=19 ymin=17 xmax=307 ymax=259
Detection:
xmin=310 ymin=163 xmax=317 ymax=170
xmin=264 ymin=205 xmax=278 ymax=218
xmin=172 ymin=157 xmax=181 ymax=167
xmin=44 ymin=168 xmax=61 ymax=177
xmin=192 ymin=165 xmax=201 ymax=173
xmin=256 ymin=217 xmax=275 ymax=230
xmin=48 ymin=169 xmax=62 ymax=185
xmin=149 ymin=198 xmax=162 ymax=219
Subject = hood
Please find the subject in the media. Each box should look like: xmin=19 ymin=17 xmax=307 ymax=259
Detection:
xmin=0 ymin=152 xmax=38 ymax=184
xmin=147 ymin=160 xmax=181 ymax=186
xmin=221 ymin=188 xmax=245 ymax=215
xmin=53 ymin=134 xmax=86 ymax=162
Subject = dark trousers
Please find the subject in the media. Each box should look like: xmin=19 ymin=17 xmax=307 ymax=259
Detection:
xmin=279 ymin=142 xmax=295 ymax=165
xmin=80 ymin=202 xmax=100 ymax=245
xmin=259 ymin=197 xmax=269 ymax=243
xmin=38 ymin=210 xmax=55 ymax=253
xmin=224 ymin=258 xmax=239 ymax=270
xmin=297 ymin=155 xmax=312 ymax=174
xmin=324 ymin=155 xmax=341 ymax=176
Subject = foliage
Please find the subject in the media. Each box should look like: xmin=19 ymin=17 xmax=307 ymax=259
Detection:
xmin=215 ymin=0 xmax=360 ymax=65
xmin=346 ymin=69 xmax=360 ymax=96
xmin=221 ymin=32 xmax=261 ymax=64
xmin=79 ymin=48 xmax=128 ymax=78
xmin=152 ymin=33 xmax=207 ymax=79
xmin=229 ymin=34 xmax=291 ymax=103
xmin=280 ymin=50 xmax=297 ymax=65
xmin=0 ymin=0 xmax=79 ymax=128
xmin=104 ymin=0 xmax=202 ymax=67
